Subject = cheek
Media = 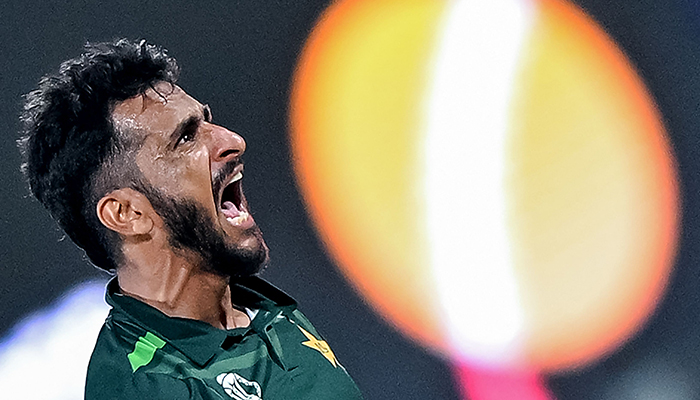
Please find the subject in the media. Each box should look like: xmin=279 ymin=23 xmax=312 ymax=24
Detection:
xmin=138 ymin=147 xmax=214 ymax=202
xmin=179 ymin=149 xmax=214 ymax=195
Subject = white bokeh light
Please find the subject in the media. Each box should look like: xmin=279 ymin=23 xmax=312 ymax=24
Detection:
xmin=0 ymin=281 xmax=109 ymax=400
xmin=423 ymin=0 xmax=535 ymax=364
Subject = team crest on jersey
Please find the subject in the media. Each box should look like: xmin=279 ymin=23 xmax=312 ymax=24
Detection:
xmin=216 ymin=372 xmax=262 ymax=400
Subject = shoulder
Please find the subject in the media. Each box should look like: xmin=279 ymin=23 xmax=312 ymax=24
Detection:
xmin=289 ymin=309 xmax=324 ymax=337
xmin=85 ymin=320 xmax=190 ymax=400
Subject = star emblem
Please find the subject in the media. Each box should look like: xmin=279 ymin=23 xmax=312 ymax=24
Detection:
xmin=297 ymin=325 xmax=338 ymax=368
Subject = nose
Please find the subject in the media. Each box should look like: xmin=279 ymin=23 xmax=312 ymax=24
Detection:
xmin=209 ymin=123 xmax=246 ymax=163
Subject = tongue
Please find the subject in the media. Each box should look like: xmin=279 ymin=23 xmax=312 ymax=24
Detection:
xmin=221 ymin=201 xmax=241 ymax=218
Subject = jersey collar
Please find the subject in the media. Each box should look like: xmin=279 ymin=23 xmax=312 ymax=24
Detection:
xmin=105 ymin=276 xmax=298 ymax=367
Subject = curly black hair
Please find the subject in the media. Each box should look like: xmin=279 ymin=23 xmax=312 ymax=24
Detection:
xmin=19 ymin=38 xmax=180 ymax=272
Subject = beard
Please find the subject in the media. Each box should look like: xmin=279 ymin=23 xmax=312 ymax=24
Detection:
xmin=136 ymin=180 xmax=269 ymax=278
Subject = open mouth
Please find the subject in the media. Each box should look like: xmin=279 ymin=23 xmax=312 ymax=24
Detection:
xmin=219 ymin=170 xmax=250 ymax=225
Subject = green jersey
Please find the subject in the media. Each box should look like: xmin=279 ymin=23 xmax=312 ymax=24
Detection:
xmin=85 ymin=277 xmax=363 ymax=400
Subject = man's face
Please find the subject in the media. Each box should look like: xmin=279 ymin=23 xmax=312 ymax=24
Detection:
xmin=111 ymin=83 xmax=268 ymax=276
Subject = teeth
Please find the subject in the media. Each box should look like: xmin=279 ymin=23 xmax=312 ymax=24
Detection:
xmin=226 ymin=211 xmax=249 ymax=225
xmin=228 ymin=171 xmax=243 ymax=185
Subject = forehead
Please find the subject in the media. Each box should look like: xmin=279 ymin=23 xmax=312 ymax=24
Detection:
xmin=111 ymin=82 xmax=202 ymax=139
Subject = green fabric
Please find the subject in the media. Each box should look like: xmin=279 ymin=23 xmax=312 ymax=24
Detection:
xmin=85 ymin=277 xmax=364 ymax=400
xmin=128 ymin=332 xmax=166 ymax=372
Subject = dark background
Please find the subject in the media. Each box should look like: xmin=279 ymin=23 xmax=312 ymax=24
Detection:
xmin=2 ymin=1 xmax=700 ymax=399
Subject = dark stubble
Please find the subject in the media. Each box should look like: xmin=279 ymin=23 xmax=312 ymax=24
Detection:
xmin=135 ymin=179 xmax=269 ymax=278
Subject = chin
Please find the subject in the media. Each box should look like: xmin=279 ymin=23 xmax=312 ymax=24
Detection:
xmin=216 ymin=232 xmax=269 ymax=278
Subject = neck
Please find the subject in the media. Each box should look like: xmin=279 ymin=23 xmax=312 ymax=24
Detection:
xmin=117 ymin=233 xmax=250 ymax=330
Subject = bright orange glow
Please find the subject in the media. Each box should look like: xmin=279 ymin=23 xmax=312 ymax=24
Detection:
xmin=509 ymin=0 xmax=678 ymax=369
xmin=291 ymin=0 xmax=449 ymax=349
xmin=290 ymin=0 xmax=679 ymax=372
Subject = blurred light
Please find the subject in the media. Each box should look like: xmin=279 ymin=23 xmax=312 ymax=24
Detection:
xmin=454 ymin=360 xmax=553 ymax=400
xmin=424 ymin=0 xmax=533 ymax=362
xmin=0 ymin=280 xmax=109 ymax=400
xmin=602 ymin=355 xmax=695 ymax=400
xmin=291 ymin=0 xmax=678 ymax=374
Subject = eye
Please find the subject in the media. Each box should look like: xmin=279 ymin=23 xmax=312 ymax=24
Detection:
xmin=177 ymin=129 xmax=196 ymax=145
xmin=175 ymin=120 xmax=199 ymax=148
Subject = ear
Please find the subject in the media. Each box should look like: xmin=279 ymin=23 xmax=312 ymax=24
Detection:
xmin=96 ymin=188 xmax=155 ymax=236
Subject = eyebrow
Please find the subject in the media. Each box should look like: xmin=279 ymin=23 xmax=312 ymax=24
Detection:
xmin=203 ymin=104 xmax=212 ymax=122
xmin=168 ymin=104 xmax=212 ymax=148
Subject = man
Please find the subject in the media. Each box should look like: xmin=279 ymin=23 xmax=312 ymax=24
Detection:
xmin=20 ymin=38 xmax=363 ymax=400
